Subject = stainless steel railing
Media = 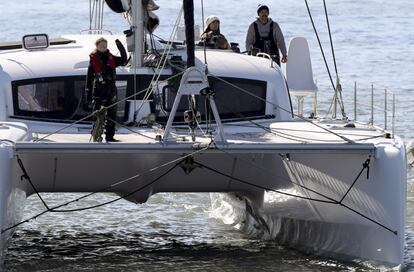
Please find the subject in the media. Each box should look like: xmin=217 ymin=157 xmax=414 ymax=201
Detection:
xmin=353 ymin=82 xmax=397 ymax=138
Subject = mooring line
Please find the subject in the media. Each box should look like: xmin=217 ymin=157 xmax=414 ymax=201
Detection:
xmin=194 ymin=161 xmax=336 ymax=204
xmin=193 ymin=157 xmax=397 ymax=235
xmin=8 ymin=146 xmax=395 ymax=236
xmin=1 ymin=162 xmax=178 ymax=234
xmin=339 ymin=156 xmax=371 ymax=204
xmin=2 ymin=142 xmax=213 ymax=234
xmin=16 ymin=155 xmax=50 ymax=211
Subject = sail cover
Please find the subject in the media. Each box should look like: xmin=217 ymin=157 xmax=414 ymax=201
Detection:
xmin=105 ymin=0 xmax=129 ymax=13
xmin=145 ymin=11 xmax=159 ymax=33
xmin=143 ymin=0 xmax=159 ymax=11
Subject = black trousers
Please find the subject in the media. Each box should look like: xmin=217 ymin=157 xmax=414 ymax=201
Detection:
xmin=92 ymin=83 xmax=118 ymax=139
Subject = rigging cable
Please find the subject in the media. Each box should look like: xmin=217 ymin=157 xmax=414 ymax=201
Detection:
xmin=132 ymin=5 xmax=138 ymax=127
xmin=3 ymin=142 xmax=213 ymax=233
xmin=165 ymin=59 xmax=354 ymax=144
xmin=223 ymin=123 xmax=387 ymax=143
xmin=97 ymin=0 xmax=101 ymax=31
xmin=200 ymin=0 xmax=211 ymax=135
xmin=89 ymin=0 xmax=93 ymax=31
xmin=183 ymin=0 xmax=199 ymax=141
xmin=201 ymin=0 xmax=208 ymax=69
xmin=323 ymin=0 xmax=338 ymax=76
xmin=304 ymin=0 xmax=335 ymax=90
xmin=100 ymin=0 xmax=105 ymax=32
xmin=132 ymin=6 xmax=184 ymax=119
xmin=2 ymin=163 xmax=178 ymax=233
xmin=213 ymin=101 xmax=308 ymax=143
xmin=17 ymin=155 xmax=50 ymax=211
xmin=323 ymin=0 xmax=346 ymax=119
xmin=194 ymin=161 xmax=335 ymax=204
xmin=209 ymin=73 xmax=354 ymax=144
xmin=214 ymin=143 xmax=394 ymax=235
xmin=34 ymin=71 xmax=185 ymax=142
xmin=304 ymin=0 xmax=346 ymax=118
xmin=106 ymin=116 xmax=161 ymax=140
xmin=194 ymin=156 xmax=396 ymax=235
xmin=52 ymin=163 xmax=178 ymax=213
xmin=94 ymin=0 xmax=98 ymax=31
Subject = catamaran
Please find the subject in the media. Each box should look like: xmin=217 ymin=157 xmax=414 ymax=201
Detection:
xmin=0 ymin=0 xmax=406 ymax=268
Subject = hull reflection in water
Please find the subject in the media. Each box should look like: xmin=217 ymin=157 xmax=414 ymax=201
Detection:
xmin=5 ymin=193 xmax=378 ymax=272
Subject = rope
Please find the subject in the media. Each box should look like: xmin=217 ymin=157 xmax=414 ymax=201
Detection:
xmin=91 ymin=106 xmax=107 ymax=142
xmin=105 ymin=116 xmax=157 ymax=140
xmin=304 ymin=0 xmax=335 ymax=91
xmin=194 ymin=160 xmax=335 ymax=204
xmin=304 ymin=0 xmax=346 ymax=118
xmin=209 ymin=74 xmax=354 ymax=143
xmin=52 ymin=163 xmax=178 ymax=213
xmin=323 ymin=0 xmax=338 ymax=76
xmin=214 ymin=146 xmax=349 ymax=205
xmin=218 ymin=106 xmax=307 ymax=143
xmin=1 ymin=163 xmax=178 ymax=233
xmin=201 ymin=0 xmax=208 ymax=69
xmin=8 ymin=144 xmax=395 ymax=235
xmin=195 ymin=155 xmax=397 ymax=235
xmin=283 ymin=154 xmax=396 ymax=235
xmin=88 ymin=0 xmax=105 ymax=33
xmin=35 ymin=71 xmax=185 ymax=142
xmin=89 ymin=0 xmax=93 ymax=31
xmin=16 ymin=156 xmax=50 ymax=211
xmin=338 ymin=156 xmax=370 ymax=203
xmin=165 ymin=59 xmax=354 ymax=144
xmin=100 ymin=0 xmax=105 ymax=32
xmin=2 ymin=142 xmax=213 ymax=233
xmin=340 ymin=203 xmax=397 ymax=235
xmin=34 ymin=87 xmax=150 ymax=142
xmin=224 ymin=123 xmax=387 ymax=143
xmin=212 ymin=145 xmax=395 ymax=235
xmin=134 ymin=6 xmax=184 ymax=118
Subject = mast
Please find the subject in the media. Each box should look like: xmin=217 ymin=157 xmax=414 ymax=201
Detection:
xmin=131 ymin=0 xmax=144 ymax=68
xmin=183 ymin=0 xmax=195 ymax=67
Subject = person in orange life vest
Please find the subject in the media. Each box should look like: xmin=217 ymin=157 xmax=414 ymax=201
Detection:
xmin=86 ymin=37 xmax=127 ymax=142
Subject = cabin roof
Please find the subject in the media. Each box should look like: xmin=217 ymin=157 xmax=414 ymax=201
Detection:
xmin=0 ymin=35 xmax=125 ymax=80
xmin=0 ymin=34 xmax=283 ymax=83
xmin=195 ymin=49 xmax=283 ymax=82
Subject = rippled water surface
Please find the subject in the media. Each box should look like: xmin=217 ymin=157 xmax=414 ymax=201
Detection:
xmin=1 ymin=0 xmax=413 ymax=271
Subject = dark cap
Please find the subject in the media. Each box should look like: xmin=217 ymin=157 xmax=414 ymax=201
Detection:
xmin=257 ymin=4 xmax=269 ymax=15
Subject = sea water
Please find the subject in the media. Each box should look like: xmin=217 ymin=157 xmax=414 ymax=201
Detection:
xmin=0 ymin=0 xmax=413 ymax=271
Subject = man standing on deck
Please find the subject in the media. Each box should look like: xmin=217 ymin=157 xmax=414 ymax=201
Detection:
xmin=86 ymin=37 xmax=127 ymax=142
xmin=245 ymin=4 xmax=288 ymax=66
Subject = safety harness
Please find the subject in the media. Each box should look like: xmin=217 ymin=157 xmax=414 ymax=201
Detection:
xmin=253 ymin=21 xmax=280 ymax=64
xmin=90 ymin=50 xmax=117 ymax=84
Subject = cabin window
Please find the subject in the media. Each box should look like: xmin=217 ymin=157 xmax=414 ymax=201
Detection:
xmin=12 ymin=78 xmax=83 ymax=121
xmin=211 ymin=78 xmax=266 ymax=119
xmin=11 ymin=77 xmax=128 ymax=123
xmin=159 ymin=77 xmax=267 ymax=123
xmin=17 ymin=82 xmax=65 ymax=112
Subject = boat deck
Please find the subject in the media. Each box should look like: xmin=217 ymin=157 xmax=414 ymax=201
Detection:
xmin=32 ymin=120 xmax=388 ymax=143
xmin=12 ymin=120 xmax=389 ymax=155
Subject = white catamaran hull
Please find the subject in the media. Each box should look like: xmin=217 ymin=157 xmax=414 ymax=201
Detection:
xmin=0 ymin=122 xmax=405 ymax=266
xmin=0 ymin=2 xmax=406 ymax=264
xmin=212 ymin=144 xmax=405 ymax=267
